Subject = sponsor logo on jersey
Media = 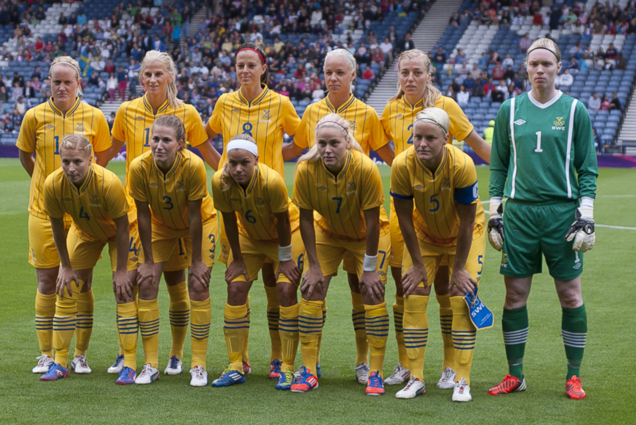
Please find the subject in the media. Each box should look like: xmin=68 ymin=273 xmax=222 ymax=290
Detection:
xmin=63 ymin=197 xmax=72 ymax=202
xmin=230 ymin=197 xmax=240 ymax=202
xmin=413 ymin=184 xmax=424 ymax=191
xmin=396 ymin=114 xmax=404 ymax=119
xmin=346 ymin=181 xmax=356 ymax=194
xmin=149 ymin=182 xmax=158 ymax=188
xmin=176 ymin=180 xmax=185 ymax=192
xmin=573 ymin=252 xmax=581 ymax=269
xmin=552 ymin=116 xmax=566 ymax=131
xmin=136 ymin=116 xmax=144 ymax=121
xmin=232 ymin=109 xmax=240 ymax=113
xmin=45 ymin=124 xmax=55 ymax=129
xmin=90 ymin=195 xmax=100 ymax=207
xmin=317 ymin=186 xmax=327 ymax=191
xmin=513 ymin=119 xmax=526 ymax=126
xmin=441 ymin=177 xmax=451 ymax=191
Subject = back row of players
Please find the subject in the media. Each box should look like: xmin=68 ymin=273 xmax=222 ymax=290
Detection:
xmin=20 ymin=38 xmax=597 ymax=401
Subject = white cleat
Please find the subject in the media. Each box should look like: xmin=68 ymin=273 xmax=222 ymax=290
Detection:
xmin=436 ymin=366 xmax=457 ymax=389
xmin=452 ymin=377 xmax=472 ymax=402
xmin=355 ymin=363 xmax=370 ymax=385
xmin=135 ymin=364 xmax=160 ymax=384
xmin=396 ymin=376 xmax=426 ymax=399
xmin=385 ymin=363 xmax=411 ymax=385
xmin=107 ymin=354 xmax=125 ymax=374
xmin=32 ymin=355 xmax=54 ymax=374
xmin=163 ymin=356 xmax=183 ymax=375
xmin=71 ymin=355 xmax=92 ymax=374
xmin=190 ymin=366 xmax=208 ymax=387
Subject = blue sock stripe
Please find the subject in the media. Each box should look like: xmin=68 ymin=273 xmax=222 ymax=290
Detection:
xmin=223 ymin=326 xmax=250 ymax=329
xmin=279 ymin=318 xmax=298 ymax=324
xmin=119 ymin=330 xmax=139 ymax=335
xmin=298 ymin=315 xmax=323 ymax=322
xmin=365 ymin=316 xmax=390 ymax=323
xmin=223 ymin=319 xmax=249 ymax=325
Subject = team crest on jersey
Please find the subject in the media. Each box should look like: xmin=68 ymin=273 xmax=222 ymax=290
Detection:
xmin=513 ymin=119 xmax=526 ymax=126
xmin=261 ymin=110 xmax=271 ymax=120
xmin=90 ymin=195 xmax=100 ymax=206
xmin=441 ymin=177 xmax=451 ymax=191
xmin=256 ymin=197 xmax=266 ymax=207
xmin=348 ymin=120 xmax=357 ymax=133
xmin=346 ymin=181 xmax=356 ymax=194
xmin=317 ymin=186 xmax=327 ymax=191
xmin=149 ymin=182 xmax=158 ymax=188
xmin=45 ymin=124 xmax=55 ymax=129
xmin=75 ymin=123 xmax=85 ymax=132
xmin=413 ymin=184 xmax=424 ymax=191
xmin=552 ymin=116 xmax=566 ymax=131
xmin=176 ymin=180 xmax=185 ymax=192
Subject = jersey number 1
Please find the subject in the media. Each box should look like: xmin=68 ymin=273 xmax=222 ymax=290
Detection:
xmin=534 ymin=131 xmax=543 ymax=153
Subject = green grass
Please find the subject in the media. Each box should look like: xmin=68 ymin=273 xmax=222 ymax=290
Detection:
xmin=0 ymin=158 xmax=635 ymax=424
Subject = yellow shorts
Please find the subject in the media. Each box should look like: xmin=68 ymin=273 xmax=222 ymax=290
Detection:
xmin=67 ymin=223 xmax=141 ymax=272
xmin=401 ymin=224 xmax=486 ymax=287
xmin=218 ymin=212 xmax=230 ymax=265
xmin=227 ymin=230 xmax=305 ymax=284
xmin=152 ymin=219 xmax=218 ymax=269
xmin=316 ymin=227 xmax=390 ymax=284
xmin=388 ymin=199 xmax=405 ymax=268
xmin=28 ymin=214 xmax=71 ymax=268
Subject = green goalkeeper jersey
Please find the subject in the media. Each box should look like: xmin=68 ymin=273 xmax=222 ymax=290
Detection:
xmin=489 ymin=91 xmax=598 ymax=203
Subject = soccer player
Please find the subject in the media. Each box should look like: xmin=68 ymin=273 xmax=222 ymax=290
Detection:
xmin=129 ymin=116 xmax=217 ymax=386
xmin=286 ymin=48 xmax=394 ymax=384
xmin=205 ymin=43 xmax=301 ymax=379
xmin=110 ymin=50 xmax=214 ymax=377
xmin=381 ymin=49 xmax=491 ymax=387
xmin=210 ymin=134 xmax=304 ymax=390
xmin=391 ymin=108 xmax=485 ymax=402
xmin=17 ymin=56 xmax=111 ymax=375
xmin=487 ymin=38 xmax=598 ymax=400
xmin=290 ymin=114 xmax=391 ymax=396
xmin=40 ymin=135 xmax=139 ymax=384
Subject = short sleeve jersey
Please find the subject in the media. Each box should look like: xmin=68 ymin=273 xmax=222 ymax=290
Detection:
xmin=391 ymin=144 xmax=485 ymax=247
xmin=208 ymin=85 xmax=300 ymax=177
xmin=129 ymin=150 xmax=216 ymax=230
xmin=43 ymin=164 xmax=129 ymax=242
xmin=212 ymin=163 xmax=299 ymax=241
xmin=293 ymin=150 xmax=390 ymax=241
xmin=16 ymin=97 xmax=112 ymax=218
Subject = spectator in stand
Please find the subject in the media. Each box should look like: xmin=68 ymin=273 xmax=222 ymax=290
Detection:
xmin=492 ymin=62 xmax=505 ymax=80
xmin=519 ymin=34 xmax=532 ymax=53
xmin=503 ymin=65 xmax=515 ymax=82
xmin=558 ymin=69 xmax=574 ymax=88
xmin=127 ymin=59 xmax=140 ymax=98
xmin=605 ymin=43 xmax=619 ymax=65
xmin=372 ymin=47 xmax=385 ymax=73
xmin=107 ymin=72 xmax=117 ymax=103
xmin=488 ymin=49 xmax=500 ymax=65
xmin=3 ymin=113 xmax=13 ymax=133
xmin=12 ymin=108 xmax=23 ymax=128
xmin=463 ymin=73 xmax=476 ymax=92
xmin=609 ymin=92 xmax=622 ymax=111
xmin=478 ymin=52 xmax=488 ymax=70
xmin=312 ymin=82 xmax=325 ymax=102
xmin=24 ymin=81 xmax=36 ymax=99
xmin=445 ymin=84 xmax=456 ymax=100
xmin=11 ymin=81 xmax=23 ymax=101
xmin=449 ymin=12 xmax=460 ymax=27
xmin=588 ymin=92 xmax=601 ymax=112
xmin=362 ymin=66 xmax=375 ymax=80
xmin=567 ymin=57 xmax=580 ymax=74
xmin=455 ymin=48 xmax=467 ymax=65
xmin=502 ymin=53 xmax=514 ymax=68
xmin=456 ymin=84 xmax=470 ymax=106
xmin=380 ymin=37 xmax=393 ymax=63
xmin=600 ymin=94 xmax=611 ymax=110
xmin=403 ymin=32 xmax=415 ymax=51
xmin=434 ymin=46 xmax=446 ymax=70
xmin=15 ymin=96 xmax=28 ymax=115
xmin=507 ymin=81 xmax=521 ymax=98
xmin=116 ymin=66 xmax=127 ymax=101
xmin=492 ymin=80 xmax=506 ymax=102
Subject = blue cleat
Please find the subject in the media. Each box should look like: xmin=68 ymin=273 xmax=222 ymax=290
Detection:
xmin=211 ymin=367 xmax=245 ymax=387
xmin=116 ymin=366 xmax=136 ymax=385
xmin=269 ymin=359 xmax=282 ymax=379
xmin=316 ymin=363 xmax=322 ymax=378
xmin=40 ymin=363 xmax=70 ymax=382
xmin=290 ymin=367 xmax=318 ymax=393
xmin=275 ymin=369 xmax=294 ymax=390
xmin=366 ymin=371 xmax=385 ymax=396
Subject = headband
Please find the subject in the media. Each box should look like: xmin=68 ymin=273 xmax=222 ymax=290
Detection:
xmin=236 ymin=47 xmax=265 ymax=64
xmin=414 ymin=117 xmax=448 ymax=136
xmin=317 ymin=120 xmax=349 ymax=132
xmin=227 ymin=139 xmax=258 ymax=156
xmin=527 ymin=46 xmax=559 ymax=59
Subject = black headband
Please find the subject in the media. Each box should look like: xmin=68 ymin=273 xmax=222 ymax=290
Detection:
xmin=527 ymin=46 xmax=559 ymax=60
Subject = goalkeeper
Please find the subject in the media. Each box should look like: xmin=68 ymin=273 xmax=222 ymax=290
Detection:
xmin=486 ymin=38 xmax=598 ymax=400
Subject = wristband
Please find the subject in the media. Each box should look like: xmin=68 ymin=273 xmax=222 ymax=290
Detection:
xmin=278 ymin=244 xmax=293 ymax=262
xmin=363 ymin=254 xmax=378 ymax=272
xmin=489 ymin=197 xmax=502 ymax=216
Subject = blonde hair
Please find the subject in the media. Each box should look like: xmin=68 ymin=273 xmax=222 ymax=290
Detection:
xmin=389 ymin=49 xmax=441 ymax=107
xmin=526 ymin=38 xmax=561 ymax=63
xmin=50 ymin=56 xmax=83 ymax=95
xmin=59 ymin=133 xmax=93 ymax=156
xmin=324 ymin=49 xmax=357 ymax=92
xmin=413 ymin=107 xmax=450 ymax=137
xmin=297 ymin=114 xmax=363 ymax=164
xmin=153 ymin=115 xmax=186 ymax=150
xmin=221 ymin=134 xmax=258 ymax=191
xmin=141 ymin=50 xmax=182 ymax=109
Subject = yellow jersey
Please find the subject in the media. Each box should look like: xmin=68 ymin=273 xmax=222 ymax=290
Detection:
xmin=16 ymin=97 xmax=112 ymax=219
xmin=293 ymin=150 xmax=390 ymax=242
xmin=129 ymin=150 xmax=216 ymax=230
xmin=43 ymin=164 xmax=130 ymax=242
xmin=208 ymin=85 xmax=300 ymax=177
xmin=381 ymin=95 xmax=474 ymax=156
xmin=294 ymin=94 xmax=388 ymax=155
xmin=390 ymin=144 xmax=485 ymax=247
xmin=212 ymin=163 xmax=299 ymax=241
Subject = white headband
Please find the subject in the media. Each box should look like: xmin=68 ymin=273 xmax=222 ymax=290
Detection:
xmin=227 ymin=139 xmax=258 ymax=156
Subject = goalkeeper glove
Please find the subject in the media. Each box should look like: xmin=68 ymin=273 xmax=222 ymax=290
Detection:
xmin=565 ymin=205 xmax=595 ymax=252
xmin=487 ymin=198 xmax=504 ymax=251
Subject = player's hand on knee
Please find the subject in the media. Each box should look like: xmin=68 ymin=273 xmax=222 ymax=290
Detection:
xmin=300 ymin=266 xmax=324 ymax=298
xmin=56 ymin=266 xmax=79 ymax=297
xmin=402 ymin=264 xmax=427 ymax=297
xmin=277 ymin=260 xmax=301 ymax=286
xmin=360 ymin=271 xmax=384 ymax=300
xmin=137 ymin=261 xmax=156 ymax=287
xmin=113 ymin=269 xmax=133 ymax=301
xmin=488 ymin=200 xmax=504 ymax=251
xmin=189 ymin=260 xmax=210 ymax=289
xmin=450 ymin=268 xmax=477 ymax=297
xmin=225 ymin=259 xmax=249 ymax=284
xmin=565 ymin=206 xmax=595 ymax=252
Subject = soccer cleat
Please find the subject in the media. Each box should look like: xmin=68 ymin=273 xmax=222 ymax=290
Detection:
xmin=316 ymin=362 xmax=322 ymax=378
xmin=385 ymin=363 xmax=411 ymax=385
xmin=396 ymin=376 xmax=426 ymax=399
xmin=71 ymin=354 xmax=92 ymax=374
xmin=135 ymin=364 xmax=160 ymax=385
xmin=32 ymin=355 xmax=54 ymax=374
xmin=116 ymin=366 xmax=136 ymax=385
xmin=488 ymin=374 xmax=527 ymax=395
xmin=164 ymin=355 xmax=183 ymax=375
xmin=211 ymin=367 xmax=245 ymax=387
xmin=275 ymin=368 xmax=294 ymax=390
xmin=269 ymin=359 xmax=282 ymax=380
xmin=366 ymin=371 xmax=385 ymax=396
xmin=242 ymin=361 xmax=251 ymax=375
xmin=40 ymin=363 xmax=70 ymax=381
xmin=190 ymin=366 xmax=208 ymax=387
xmin=436 ymin=366 xmax=456 ymax=389
xmin=290 ymin=368 xmax=319 ymax=393
xmin=566 ymin=375 xmax=586 ymax=400
xmin=107 ymin=354 xmax=125 ymax=374
xmin=355 ymin=362 xmax=370 ymax=385
xmin=452 ymin=377 xmax=472 ymax=402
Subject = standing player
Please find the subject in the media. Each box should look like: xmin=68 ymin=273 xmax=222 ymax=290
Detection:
xmin=210 ymin=135 xmax=304 ymax=390
xmin=205 ymin=43 xmax=301 ymax=379
xmin=129 ymin=116 xmax=217 ymax=386
xmin=109 ymin=50 xmax=215 ymax=377
xmin=290 ymin=114 xmax=391 ymax=396
xmin=40 ymin=135 xmax=139 ymax=384
xmin=487 ymin=38 xmax=597 ymax=400
xmin=17 ymin=56 xmax=111 ymax=375
xmin=391 ymin=108 xmax=485 ymax=402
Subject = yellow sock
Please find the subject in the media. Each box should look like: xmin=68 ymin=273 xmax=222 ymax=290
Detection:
xmin=437 ymin=293 xmax=454 ymax=371
xmin=450 ymin=296 xmax=477 ymax=385
xmin=264 ymin=285 xmax=282 ymax=362
xmin=53 ymin=280 xmax=83 ymax=367
xmin=351 ymin=292 xmax=368 ymax=365
xmin=118 ymin=286 xmax=140 ymax=356
xmin=316 ymin=299 xmax=327 ymax=366
xmin=242 ymin=296 xmax=251 ymax=365
xmin=191 ymin=298 xmax=211 ymax=369
xmin=279 ymin=304 xmax=299 ymax=371
xmin=224 ymin=303 xmax=249 ymax=371
xmin=35 ymin=291 xmax=56 ymax=357
xmin=138 ymin=298 xmax=160 ymax=368
xmin=393 ymin=295 xmax=408 ymax=366
xmin=299 ymin=298 xmax=323 ymax=374
xmin=74 ymin=289 xmax=94 ymax=357
xmin=404 ymin=295 xmax=429 ymax=381
xmin=167 ymin=281 xmax=190 ymax=360
xmin=365 ymin=302 xmax=389 ymax=377
xmin=117 ymin=302 xmax=139 ymax=370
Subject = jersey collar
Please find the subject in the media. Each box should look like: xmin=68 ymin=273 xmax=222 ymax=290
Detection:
xmin=325 ymin=93 xmax=355 ymax=114
xmin=402 ymin=96 xmax=423 ymax=109
xmin=238 ymin=84 xmax=269 ymax=107
xmin=415 ymin=145 xmax=448 ymax=178
xmin=321 ymin=150 xmax=352 ymax=182
xmin=48 ymin=97 xmax=81 ymax=118
xmin=527 ymin=90 xmax=563 ymax=109
xmin=153 ymin=150 xmax=182 ymax=180
xmin=143 ymin=94 xmax=171 ymax=115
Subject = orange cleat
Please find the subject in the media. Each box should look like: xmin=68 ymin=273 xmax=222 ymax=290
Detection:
xmin=566 ymin=376 xmax=586 ymax=399
xmin=488 ymin=374 xmax=527 ymax=395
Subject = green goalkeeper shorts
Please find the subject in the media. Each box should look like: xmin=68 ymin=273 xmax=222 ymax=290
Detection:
xmin=499 ymin=200 xmax=584 ymax=281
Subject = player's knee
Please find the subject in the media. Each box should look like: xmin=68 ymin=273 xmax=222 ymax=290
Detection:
xmin=277 ymin=282 xmax=297 ymax=307
xmin=138 ymin=282 xmax=158 ymax=300
xmin=227 ymin=282 xmax=249 ymax=305
xmin=36 ymin=269 xmax=58 ymax=294
xmin=188 ymin=282 xmax=208 ymax=301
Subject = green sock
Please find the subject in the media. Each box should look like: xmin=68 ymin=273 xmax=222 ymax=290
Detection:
xmin=502 ymin=306 xmax=528 ymax=380
xmin=562 ymin=304 xmax=587 ymax=380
